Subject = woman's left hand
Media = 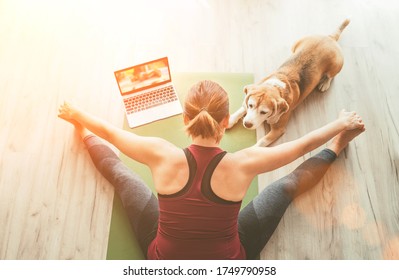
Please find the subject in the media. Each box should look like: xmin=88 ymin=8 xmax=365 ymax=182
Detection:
xmin=338 ymin=109 xmax=364 ymax=131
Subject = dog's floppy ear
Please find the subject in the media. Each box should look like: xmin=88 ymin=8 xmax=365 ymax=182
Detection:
xmin=277 ymin=99 xmax=289 ymax=114
xmin=243 ymin=86 xmax=248 ymax=95
xmin=243 ymin=85 xmax=252 ymax=95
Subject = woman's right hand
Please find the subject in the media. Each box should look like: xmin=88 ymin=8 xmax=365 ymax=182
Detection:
xmin=58 ymin=101 xmax=78 ymax=122
xmin=338 ymin=109 xmax=364 ymax=130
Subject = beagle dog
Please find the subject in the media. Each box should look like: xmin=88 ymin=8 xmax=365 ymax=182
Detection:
xmin=228 ymin=19 xmax=350 ymax=146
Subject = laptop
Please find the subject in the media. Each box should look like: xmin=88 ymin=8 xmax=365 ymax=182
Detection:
xmin=114 ymin=57 xmax=183 ymax=128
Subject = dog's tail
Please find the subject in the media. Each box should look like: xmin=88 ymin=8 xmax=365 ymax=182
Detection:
xmin=329 ymin=18 xmax=350 ymax=41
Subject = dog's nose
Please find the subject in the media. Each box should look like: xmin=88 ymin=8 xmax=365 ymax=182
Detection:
xmin=244 ymin=121 xmax=253 ymax=128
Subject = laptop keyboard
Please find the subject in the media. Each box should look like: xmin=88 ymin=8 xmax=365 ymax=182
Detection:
xmin=124 ymin=85 xmax=178 ymax=114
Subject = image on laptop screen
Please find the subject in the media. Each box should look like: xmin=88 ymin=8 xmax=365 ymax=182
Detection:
xmin=115 ymin=57 xmax=171 ymax=95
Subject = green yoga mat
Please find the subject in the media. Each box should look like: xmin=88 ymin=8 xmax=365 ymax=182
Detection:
xmin=106 ymin=72 xmax=257 ymax=260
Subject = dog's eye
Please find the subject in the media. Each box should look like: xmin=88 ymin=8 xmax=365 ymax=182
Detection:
xmin=248 ymin=104 xmax=254 ymax=109
xmin=260 ymin=111 xmax=267 ymax=115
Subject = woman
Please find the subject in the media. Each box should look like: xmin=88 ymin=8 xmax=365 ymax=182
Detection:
xmin=58 ymin=80 xmax=365 ymax=259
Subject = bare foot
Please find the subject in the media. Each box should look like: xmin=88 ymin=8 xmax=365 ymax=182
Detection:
xmin=328 ymin=126 xmax=365 ymax=156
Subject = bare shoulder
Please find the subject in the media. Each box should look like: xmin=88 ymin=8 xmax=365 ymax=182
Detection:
xmin=113 ymin=130 xmax=183 ymax=166
xmin=212 ymin=151 xmax=256 ymax=201
xmin=145 ymin=136 xmax=185 ymax=162
xmin=151 ymin=144 xmax=188 ymax=195
xmin=219 ymin=150 xmax=255 ymax=176
xmin=228 ymin=146 xmax=283 ymax=176
xmin=228 ymin=146 xmax=260 ymax=165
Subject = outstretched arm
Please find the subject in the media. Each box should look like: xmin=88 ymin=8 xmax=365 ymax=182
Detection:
xmin=58 ymin=102 xmax=177 ymax=166
xmin=236 ymin=109 xmax=365 ymax=176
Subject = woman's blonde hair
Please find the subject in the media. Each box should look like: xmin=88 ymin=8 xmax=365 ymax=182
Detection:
xmin=184 ymin=80 xmax=229 ymax=143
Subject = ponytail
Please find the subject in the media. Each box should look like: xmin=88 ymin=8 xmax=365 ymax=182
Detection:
xmin=185 ymin=110 xmax=225 ymax=142
xmin=184 ymin=80 xmax=229 ymax=143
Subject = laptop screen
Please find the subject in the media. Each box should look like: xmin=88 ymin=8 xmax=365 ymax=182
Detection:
xmin=114 ymin=57 xmax=172 ymax=95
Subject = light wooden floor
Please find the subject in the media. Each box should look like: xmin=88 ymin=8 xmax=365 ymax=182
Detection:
xmin=0 ymin=0 xmax=398 ymax=259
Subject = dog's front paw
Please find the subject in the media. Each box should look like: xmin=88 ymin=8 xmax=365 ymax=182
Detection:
xmin=227 ymin=106 xmax=247 ymax=130
xmin=254 ymin=138 xmax=268 ymax=147
xmin=255 ymin=128 xmax=285 ymax=147
xmin=227 ymin=119 xmax=237 ymax=129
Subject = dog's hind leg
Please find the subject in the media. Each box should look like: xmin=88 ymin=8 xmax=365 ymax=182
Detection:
xmin=318 ymin=54 xmax=344 ymax=92
xmin=318 ymin=75 xmax=333 ymax=92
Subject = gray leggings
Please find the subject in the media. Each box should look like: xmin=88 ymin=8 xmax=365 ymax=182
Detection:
xmin=84 ymin=135 xmax=336 ymax=259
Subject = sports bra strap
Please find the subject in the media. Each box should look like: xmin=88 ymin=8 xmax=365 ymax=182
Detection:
xmin=202 ymin=151 xmax=242 ymax=204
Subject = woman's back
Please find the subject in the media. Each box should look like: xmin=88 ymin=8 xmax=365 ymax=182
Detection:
xmin=147 ymin=144 xmax=246 ymax=259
